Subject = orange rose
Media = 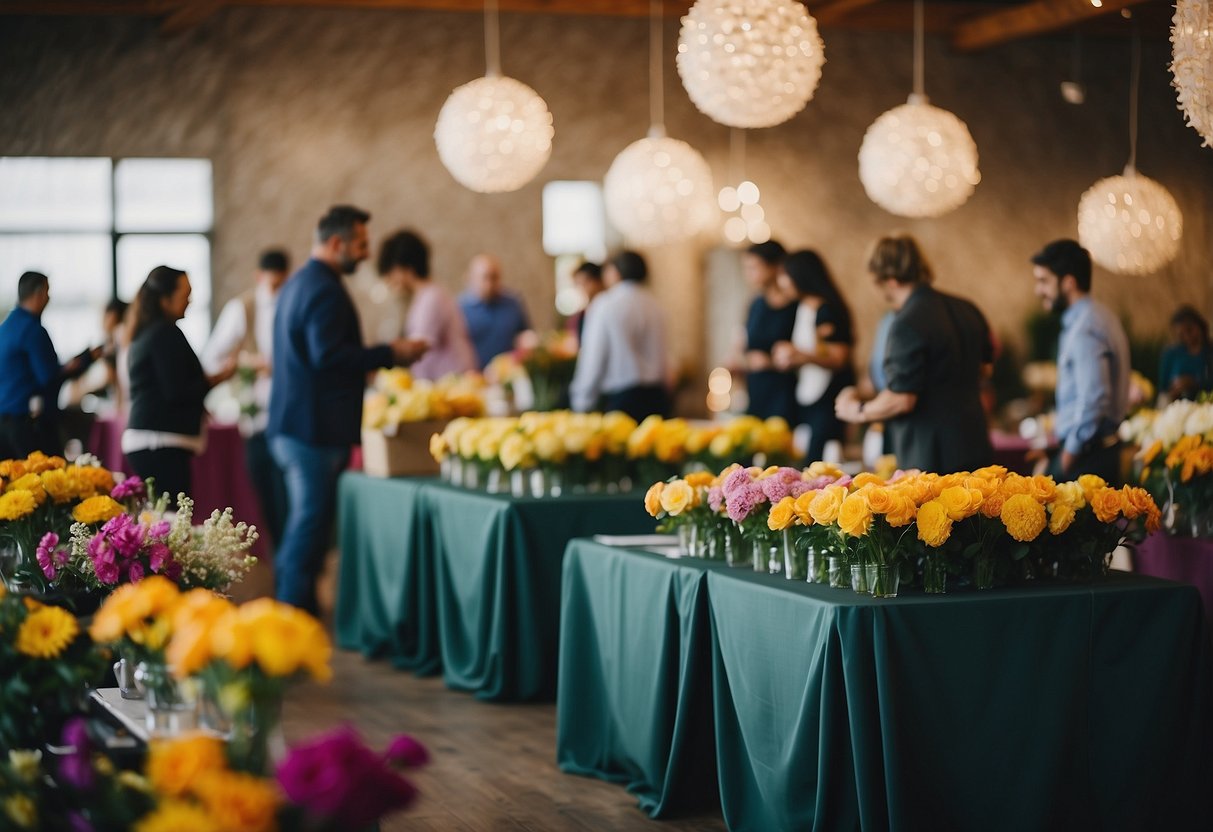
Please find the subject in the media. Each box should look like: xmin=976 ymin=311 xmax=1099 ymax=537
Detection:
xmin=808 ymin=485 xmax=846 ymax=525
xmin=837 ymin=493 xmax=873 ymax=537
xmin=643 ymin=482 xmax=664 ymax=518
xmin=1089 ymin=487 xmax=1124 ymax=524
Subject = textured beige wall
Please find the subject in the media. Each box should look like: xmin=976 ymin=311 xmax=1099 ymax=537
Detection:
xmin=2 ymin=9 xmax=1211 ymax=389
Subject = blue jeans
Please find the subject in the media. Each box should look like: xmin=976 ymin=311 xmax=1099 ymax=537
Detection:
xmin=269 ymin=434 xmax=349 ymax=614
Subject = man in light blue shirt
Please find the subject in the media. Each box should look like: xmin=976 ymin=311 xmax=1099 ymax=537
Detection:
xmin=1031 ymin=239 xmax=1129 ymax=482
xmin=458 ymin=254 xmax=531 ymax=369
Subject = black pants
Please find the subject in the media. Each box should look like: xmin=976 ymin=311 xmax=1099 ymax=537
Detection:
xmin=126 ymin=448 xmax=193 ymax=507
xmin=799 ymin=399 xmax=845 ymax=465
xmin=245 ymin=430 xmax=288 ymax=548
xmin=602 ymin=384 xmax=670 ymax=422
xmin=0 ymin=415 xmax=58 ymax=459
xmin=1047 ymin=440 xmax=1124 ymax=486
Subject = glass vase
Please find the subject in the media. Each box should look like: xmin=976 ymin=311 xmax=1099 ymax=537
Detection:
xmin=463 ymin=463 xmax=481 ymax=490
xmin=782 ymin=530 xmax=807 ymax=580
xmin=449 ymin=457 xmax=465 ymax=488
xmin=751 ymin=539 xmax=766 ymax=572
xmin=806 ymin=547 xmax=827 ymax=584
xmin=484 ymin=465 xmax=508 ymax=494
xmin=509 ymin=469 xmax=528 ymax=498
xmin=923 ymin=556 xmax=948 ymax=594
xmin=725 ymin=529 xmax=748 ymax=567
xmin=225 ymin=696 xmax=286 ymax=776
xmin=869 ymin=563 xmax=900 ymax=598
xmin=134 ymin=661 xmax=197 ymax=737
xmin=547 ymin=469 xmax=564 ymax=497
xmin=768 ymin=541 xmax=783 ymax=575
xmin=975 ymin=553 xmax=997 ymax=590
xmin=850 ymin=562 xmax=871 ymax=594
xmin=705 ymin=527 xmax=728 ymax=562
xmin=677 ymin=525 xmax=698 ymax=558
xmin=828 ymin=555 xmax=848 ymax=588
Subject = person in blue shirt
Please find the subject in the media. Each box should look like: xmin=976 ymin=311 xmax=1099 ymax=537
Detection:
xmin=1159 ymin=304 xmax=1213 ymax=403
xmin=458 ymin=254 xmax=531 ymax=369
xmin=268 ymin=205 xmax=428 ymax=613
xmin=1030 ymin=239 xmax=1129 ymax=483
xmin=0 ymin=271 xmax=95 ymax=458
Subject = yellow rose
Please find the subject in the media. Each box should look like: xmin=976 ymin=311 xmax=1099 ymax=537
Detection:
xmin=686 ymin=428 xmax=715 ymax=455
xmin=133 ymin=801 xmax=221 ymax=832
xmin=429 ymin=432 xmax=447 ymax=462
xmin=838 ymin=493 xmax=873 ymax=537
xmin=809 ymin=485 xmax=846 ymax=525
xmin=793 ymin=491 xmax=816 ymax=526
xmin=194 ymin=770 xmax=281 ymax=832
xmin=685 ymin=471 xmax=714 ymax=489
xmin=1054 ymin=481 xmax=1086 ymax=509
xmin=1140 ymin=439 xmax=1163 ymax=467
xmin=963 ymin=476 xmax=999 ymax=499
xmin=660 ymin=480 xmax=694 ymax=516
xmin=938 ymin=486 xmax=981 ymax=522
xmin=498 ymin=433 xmax=533 ymax=471
xmin=884 ymin=493 xmax=918 ymax=528
xmin=1001 ymin=493 xmax=1046 ymax=542
xmin=1048 ymin=501 xmax=1076 ymax=535
xmin=916 ymin=499 xmax=953 ymax=547
xmin=864 ymin=487 xmax=896 ymax=515
xmin=708 ymin=432 xmax=735 ymax=459
xmin=146 ymin=734 xmax=227 ymax=797
xmin=644 ymin=482 xmax=665 ymax=517
xmin=971 ymin=464 xmax=1009 ymax=481
xmin=1121 ymin=486 xmax=1156 ymax=521
xmin=1078 ymin=474 xmax=1108 ymax=502
xmin=1089 ymin=487 xmax=1124 ymax=524
xmin=979 ymin=489 xmax=1009 ymax=520
xmin=768 ymin=496 xmax=796 ymax=531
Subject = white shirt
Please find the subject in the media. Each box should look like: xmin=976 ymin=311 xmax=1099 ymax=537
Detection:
xmin=200 ymin=281 xmax=277 ymax=433
xmin=791 ymin=302 xmax=833 ymax=406
xmin=570 ymin=281 xmax=667 ymax=412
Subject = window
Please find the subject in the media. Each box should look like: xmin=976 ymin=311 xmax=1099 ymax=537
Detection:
xmin=541 ymin=181 xmax=609 ymax=318
xmin=0 ymin=157 xmax=214 ymax=358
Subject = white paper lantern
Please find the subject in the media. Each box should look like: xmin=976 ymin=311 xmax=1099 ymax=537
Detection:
xmin=603 ymin=134 xmax=717 ymax=247
xmin=858 ymin=96 xmax=981 ymax=218
xmin=1172 ymin=0 xmax=1213 ymax=147
xmin=1077 ymin=168 xmax=1183 ymax=275
xmin=676 ymin=0 xmax=825 ymax=129
xmin=434 ymin=75 xmax=554 ymax=194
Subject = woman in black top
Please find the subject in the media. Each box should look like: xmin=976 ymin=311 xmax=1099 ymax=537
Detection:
xmin=772 ymin=251 xmax=856 ymax=464
xmin=742 ymin=241 xmax=798 ymax=423
xmin=122 ymin=266 xmax=234 ymax=506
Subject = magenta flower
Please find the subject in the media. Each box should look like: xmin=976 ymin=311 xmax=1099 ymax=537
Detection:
xmin=147 ymin=542 xmax=172 ymax=573
xmin=110 ymin=476 xmax=146 ymax=502
xmin=126 ymin=561 xmax=145 ymax=582
xmin=148 ymin=520 xmax=171 ymax=539
xmin=277 ymin=726 xmax=423 ymax=828
xmin=36 ymin=532 xmax=68 ymax=580
xmin=94 ymin=559 xmax=120 ymax=584
xmin=58 ymin=718 xmax=95 ymax=790
xmin=385 ymin=734 xmax=429 ymax=768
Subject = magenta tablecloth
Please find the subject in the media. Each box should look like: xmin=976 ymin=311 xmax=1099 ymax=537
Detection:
xmin=87 ymin=415 xmax=268 ymax=556
xmin=1135 ymin=532 xmax=1213 ymax=622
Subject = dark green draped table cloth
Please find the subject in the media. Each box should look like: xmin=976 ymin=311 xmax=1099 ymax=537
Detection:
xmin=557 ymin=539 xmax=723 ymax=818
xmin=335 ymin=473 xmax=441 ymax=674
xmin=334 ymin=473 xmax=653 ymax=701
xmin=424 ymin=481 xmax=653 ymax=701
xmin=707 ymin=569 xmax=1213 ymax=832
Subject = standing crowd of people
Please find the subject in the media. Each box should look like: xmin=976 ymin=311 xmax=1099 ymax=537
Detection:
xmin=1 ymin=201 xmax=1206 ymax=612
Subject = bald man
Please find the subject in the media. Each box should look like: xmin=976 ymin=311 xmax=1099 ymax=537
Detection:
xmin=457 ymin=253 xmax=531 ymax=369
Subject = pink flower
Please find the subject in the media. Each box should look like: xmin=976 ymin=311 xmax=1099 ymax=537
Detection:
xmin=147 ymin=542 xmax=172 ymax=573
xmin=722 ymin=467 xmax=754 ymax=497
xmin=87 ymin=535 xmax=115 ymax=567
xmin=110 ymin=476 xmax=146 ymax=501
xmin=726 ymin=482 xmax=766 ymax=524
xmin=760 ymin=477 xmax=792 ymax=502
xmin=148 ymin=520 xmax=171 ymax=539
xmin=94 ymin=559 xmax=119 ymax=584
xmin=384 ymin=735 xmax=429 ymax=768
xmin=36 ymin=532 xmax=65 ymax=580
xmin=707 ymin=486 xmax=724 ymax=513
xmin=126 ymin=561 xmax=145 ymax=582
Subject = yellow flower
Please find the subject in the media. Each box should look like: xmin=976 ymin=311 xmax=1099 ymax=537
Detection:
xmin=685 ymin=471 xmax=714 ymax=489
xmin=1140 ymin=439 xmax=1163 ymax=467
xmin=838 ymin=493 xmax=873 ymax=537
xmin=1048 ymin=501 xmax=1076 ymax=535
xmin=708 ymin=432 xmax=735 ymax=459
xmin=429 ymin=433 xmax=447 ymax=462
xmin=1054 ymin=481 xmax=1086 ymax=510
xmin=1077 ymin=474 xmax=1108 ymax=502
xmin=792 ymin=491 xmax=816 ymax=526
xmin=971 ymin=464 xmax=1008 ymax=481
xmin=884 ymin=493 xmax=918 ymax=528
xmin=1121 ymin=486 xmax=1157 ymax=521
xmin=851 ymin=472 xmax=886 ymax=490
xmin=864 ymin=487 xmax=896 ymax=515
xmin=979 ymin=489 xmax=1009 ymax=520
xmin=6 ymin=473 xmax=46 ymax=505
xmin=498 ymin=433 xmax=533 ymax=471
xmin=660 ymin=480 xmax=694 ymax=516
xmin=134 ymin=800 xmax=221 ymax=832
xmin=90 ymin=577 xmax=182 ymax=644
xmin=146 ymin=734 xmax=227 ymax=798
xmin=15 ymin=605 xmax=78 ymax=659
xmin=217 ymin=598 xmax=332 ymax=682
xmin=7 ymin=750 xmax=42 ymax=783
xmin=938 ymin=486 xmax=982 ymax=522
xmin=643 ymin=482 xmax=665 ymax=518
xmin=3 ymin=794 xmax=37 ymax=829
xmin=73 ymin=495 xmax=124 ymax=525
xmin=39 ymin=469 xmax=76 ymax=503
xmin=22 ymin=452 xmax=65 ymax=474
xmin=194 ymin=770 xmax=281 ymax=832
xmin=916 ymin=500 xmax=952 ymax=547
xmin=1001 ymin=493 xmax=1046 ymax=543
xmin=1090 ymin=487 xmax=1124 ymax=524
xmin=768 ymin=496 xmax=796 ymax=531
xmin=809 ymin=485 xmax=846 ymax=525
xmin=0 ymin=489 xmax=37 ymax=521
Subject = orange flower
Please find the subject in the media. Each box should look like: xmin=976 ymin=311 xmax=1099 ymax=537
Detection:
xmin=1089 ymin=487 xmax=1125 ymax=524
xmin=643 ymin=482 xmax=664 ymax=518
xmin=193 ymin=770 xmax=280 ymax=832
xmin=916 ymin=500 xmax=952 ymax=547
xmin=851 ymin=472 xmax=886 ymax=490
xmin=884 ymin=493 xmax=918 ymax=528
xmin=808 ymin=485 xmax=846 ymax=525
xmin=792 ymin=491 xmax=816 ymax=526
xmin=1140 ymin=439 xmax=1163 ymax=467
xmin=938 ymin=486 xmax=981 ymax=522
xmin=1048 ymin=501 xmax=1076 ymax=535
xmin=768 ymin=496 xmax=796 ymax=531
xmin=837 ymin=493 xmax=873 ymax=537
xmin=684 ymin=471 xmax=714 ymax=489
xmin=146 ymin=734 xmax=227 ymax=798
xmin=864 ymin=487 xmax=896 ymax=515
xmin=1001 ymin=493 xmax=1046 ymax=543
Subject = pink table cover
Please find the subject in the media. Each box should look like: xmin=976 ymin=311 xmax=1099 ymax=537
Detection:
xmin=88 ymin=415 xmax=268 ymax=556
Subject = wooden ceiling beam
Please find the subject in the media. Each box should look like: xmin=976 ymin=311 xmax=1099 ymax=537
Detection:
xmin=159 ymin=0 xmax=225 ymax=33
xmin=812 ymin=0 xmax=881 ymax=27
xmin=951 ymin=0 xmax=1152 ymax=52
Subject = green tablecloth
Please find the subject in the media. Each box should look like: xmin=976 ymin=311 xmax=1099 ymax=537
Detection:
xmin=424 ymin=482 xmax=653 ymax=701
xmin=557 ymin=539 xmax=722 ymax=818
xmin=707 ymin=570 xmax=1213 ymax=832
xmin=335 ymin=473 xmax=441 ymax=674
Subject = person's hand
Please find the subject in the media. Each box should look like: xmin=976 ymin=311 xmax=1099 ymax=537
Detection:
xmin=207 ymin=355 xmax=238 ymax=388
xmin=89 ymin=345 xmax=105 ymax=361
xmin=391 ymin=337 xmax=429 ymax=366
xmin=834 ymin=386 xmax=863 ymax=423
xmin=745 ymin=350 xmax=772 ymax=372
xmin=770 ymin=341 xmax=796 ymax=371
xmin=1060 ymin=449 xmax=1076 ymax=476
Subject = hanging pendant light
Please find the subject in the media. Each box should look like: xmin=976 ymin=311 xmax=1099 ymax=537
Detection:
xmin=1171 ymin=0 xmax=1213 ymax=147
xmin=604 ymin=0 xmax=716 ymax=246
xmin=857 ymin=0 xmax=980 ymax=218
xmin=1079 ymin=31 xmax=1183 ymax=275
xmin=718 ymin=128 xmax=772 ymax=244
xmin=434 ymin=0 xmax=554 ymax=193
xmin=676 ymin=0 xmax=826 ymax=129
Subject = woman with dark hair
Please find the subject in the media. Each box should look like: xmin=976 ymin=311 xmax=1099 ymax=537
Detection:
xmin=741 ymin=240 xmax=797 ymax=423
xmin=377 ymin=229 xmax=476 ymax=381
xmin=1159 ymin=304 xmax=1213 ymax=402
xmin=771 ymin=251 xmax=855 ymax=463
xmin=122 ymin=266 xmax=234 ymax=505
xmin=568 ymin=250 xmax=669 ymax=420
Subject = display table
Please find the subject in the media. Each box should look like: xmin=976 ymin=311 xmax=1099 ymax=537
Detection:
xmin=556 ymin=539 xmax=722 ymax=818
xmin=334 ymin=474 xmax=653 ymax=701
xmin=707 ymin=569 xmax=1212 ymax=832
xmin=1134 ymin=531 xmax=1213 ymax=622
xmin=88 ymin=415 xmax=267 ymax=555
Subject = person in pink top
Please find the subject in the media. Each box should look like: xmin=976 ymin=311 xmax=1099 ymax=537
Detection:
xmin=377 ymin=230 xmax=477 ymax=381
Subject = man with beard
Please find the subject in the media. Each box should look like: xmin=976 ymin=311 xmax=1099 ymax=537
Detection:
xmin=1030 ymin=238 xmax=1129 ymax=483
xmin=268 ymin=205 xmax=428 ymax=612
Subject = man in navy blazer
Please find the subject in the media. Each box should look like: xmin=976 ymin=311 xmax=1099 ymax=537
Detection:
xmin=268 ymin=205 xmax=427 ymax=612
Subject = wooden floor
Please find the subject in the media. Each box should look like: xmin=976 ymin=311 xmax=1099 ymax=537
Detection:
xmin=280 ymin=649 xmax=728 ymax=832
